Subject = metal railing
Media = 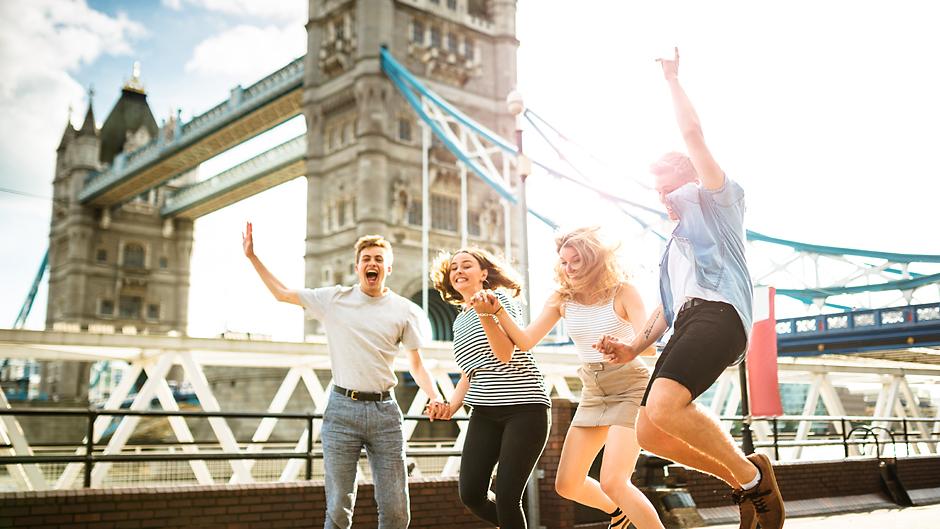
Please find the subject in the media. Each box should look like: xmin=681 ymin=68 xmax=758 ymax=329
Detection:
xmin=776 ymin=301 xmax=940 ymax=336
xmin=745 ymin=414 xmax=940 ymax=461
xmin=3 ymin=408 xmax=938 ymax=490
xmin=0 ymin=407 xmax=465 ymax=489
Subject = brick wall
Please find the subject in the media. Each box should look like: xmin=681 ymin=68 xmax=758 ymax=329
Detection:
xmin=537 ymin=398 xmax=577 ymax=529
xmin=896 ymin=454 xmax=940 ymax=490
xmin=0 ymin=478 xmax=487 ymax=529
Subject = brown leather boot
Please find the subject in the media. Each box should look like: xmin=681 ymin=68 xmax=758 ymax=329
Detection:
xmin=731 ymin=488 xmax=758 ymax=529
xmin=745 ymin=453 xmax=786 ymax=529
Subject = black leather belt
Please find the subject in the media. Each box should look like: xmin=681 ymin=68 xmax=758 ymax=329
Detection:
xmin=333 ymin=385 xmax=391 ymax=401
xmin=679 ymin=297 xmax=709 ymax=313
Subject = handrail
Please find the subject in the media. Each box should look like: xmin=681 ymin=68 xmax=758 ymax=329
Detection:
xmin=776 ymin=302 xmax=940 ymax=336
xmin=0 ymin=407 xmax=467 ymax=487
xmin=2 ymin=407 xmax=937 ymax=491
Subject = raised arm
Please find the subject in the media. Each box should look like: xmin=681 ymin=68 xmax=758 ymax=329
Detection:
xmin=659 ymin=47 xmax=725 ymax=190
xmin=472 ymin=299 xmax=518 ymax=364
xmin=477 ymin=290 xmax=562 ymax=351
xmin=242 ymin=221 xmax=301 ymax=306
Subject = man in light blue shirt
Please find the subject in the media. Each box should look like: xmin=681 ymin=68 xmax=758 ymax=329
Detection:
xmin=596 ymin=49 xmax=785 ymax=529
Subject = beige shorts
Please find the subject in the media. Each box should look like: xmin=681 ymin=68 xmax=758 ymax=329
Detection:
xmin=571 ymin=360 xmax=651 ymax=428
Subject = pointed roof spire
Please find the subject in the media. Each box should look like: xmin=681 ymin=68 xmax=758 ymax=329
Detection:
xmin=79 ymin=86 xmax=97 ymax=136
xmin=57 ymin=105 xmax=76 ymax=150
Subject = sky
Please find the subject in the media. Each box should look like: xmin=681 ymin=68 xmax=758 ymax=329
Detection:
xmin=1 ymin=0 xmax=938 ymax=340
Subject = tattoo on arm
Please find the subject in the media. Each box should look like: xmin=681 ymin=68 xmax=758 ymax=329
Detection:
xmin=643 ymin=308 xmax=662 ymax=341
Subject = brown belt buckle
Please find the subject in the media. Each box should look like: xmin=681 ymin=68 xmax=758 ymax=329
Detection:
xmin=349 ymin=390 xmax=359 ymax=400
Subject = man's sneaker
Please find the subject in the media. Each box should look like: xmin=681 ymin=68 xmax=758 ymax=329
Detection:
xmin=730 ymin=488 xmax=757 ymax=529
xmin=745 ymin=453 xmax=786 ymax=529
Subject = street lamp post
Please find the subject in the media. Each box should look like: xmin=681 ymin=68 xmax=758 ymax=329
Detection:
xmin=739 ymin=360 xmax=756 ymax=454
xmin=506 ymin=90 xmax=532 ymax=324
xmin=506 ymin=89 xmax=540 ymax=528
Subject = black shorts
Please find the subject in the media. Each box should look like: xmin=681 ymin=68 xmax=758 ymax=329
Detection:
xmin=641 ymin=299 xmax=746 ymax=405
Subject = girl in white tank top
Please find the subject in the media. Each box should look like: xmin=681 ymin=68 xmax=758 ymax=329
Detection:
xmin=564 ymin=296 xmax=636 ymax=363
xmin=470 ymin=227 xmax=663 ymax=529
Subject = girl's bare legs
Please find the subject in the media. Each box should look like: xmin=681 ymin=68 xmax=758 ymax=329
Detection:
xmin=555 ymin=425 xmax=665 ymax=528
xmin=555 ymin=426 xmax=616 ymax=512
xmin=598 ymin=425 xmax=664 ymax=529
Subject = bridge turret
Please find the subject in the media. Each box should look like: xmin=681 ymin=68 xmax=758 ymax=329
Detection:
xmin=69 ymin=97 xmax=103 ymax=174
xmin=45 ymin=68 xmax=194 ymax=359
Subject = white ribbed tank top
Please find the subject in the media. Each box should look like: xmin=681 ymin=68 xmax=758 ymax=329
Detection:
xmin=564 ymin=297 xmax=636 ymax=363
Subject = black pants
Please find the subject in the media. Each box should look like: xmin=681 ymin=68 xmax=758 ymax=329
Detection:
xmin=641 ymin=299 xmax=747 ymax=405
xmin=459 ymin=404 xmax=550 ymax=529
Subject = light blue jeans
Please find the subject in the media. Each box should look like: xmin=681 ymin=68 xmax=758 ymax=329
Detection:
xmin=320 ymin=391 xmax=409 ymax=529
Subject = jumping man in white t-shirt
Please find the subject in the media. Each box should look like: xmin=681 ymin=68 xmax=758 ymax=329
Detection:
xmin=242 ymin=223 xmax=445 ymax=529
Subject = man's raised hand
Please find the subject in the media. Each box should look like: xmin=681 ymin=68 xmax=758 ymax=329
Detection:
xmin=657 ymin=46 xmax=680 ymax=80
xmin=242 ymin=221 xmax=254 ymax=259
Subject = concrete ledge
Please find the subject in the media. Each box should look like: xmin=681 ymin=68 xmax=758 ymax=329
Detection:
xmin=697 ymin=493 xmax=897 ymax=526
xmin=909 ymin=487 xmax=940 ymax=506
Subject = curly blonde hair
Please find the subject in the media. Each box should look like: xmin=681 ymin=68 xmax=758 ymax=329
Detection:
xmin=431 ymin=247 xmax=522 ymax=306
xmin=554 ymin=227 xmax=624 ymax=303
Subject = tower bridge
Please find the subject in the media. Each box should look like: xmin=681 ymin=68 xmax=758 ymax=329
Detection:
xmin=3 ymin=1 xmax=940 ymax=525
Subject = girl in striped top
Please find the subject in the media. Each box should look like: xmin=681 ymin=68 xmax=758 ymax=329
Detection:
xmin=471 ymin=227 xmax=664 ymax=529
xmin=429 ymin=247 xmax=550 ymax=529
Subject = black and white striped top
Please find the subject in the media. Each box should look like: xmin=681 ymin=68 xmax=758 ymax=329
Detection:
xmin=452 ymin=291 xmax=550 ymax=408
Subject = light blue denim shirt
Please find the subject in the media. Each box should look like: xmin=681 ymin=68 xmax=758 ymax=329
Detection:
xmin=659 ymin=177 xmax=753 ymax=363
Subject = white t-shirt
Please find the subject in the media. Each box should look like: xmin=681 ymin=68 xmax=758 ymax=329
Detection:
xmin=667 ymin=238 xmax=730 ymax=312
xmin=298 ymin=285 xmax=430 ymax=393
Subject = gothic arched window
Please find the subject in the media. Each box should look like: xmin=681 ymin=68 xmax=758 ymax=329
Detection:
xmin=124 ymin=243 xmax=145 ymax=269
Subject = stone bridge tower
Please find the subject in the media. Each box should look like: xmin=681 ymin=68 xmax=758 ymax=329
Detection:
xmin=304 ymin=0 xmax=522 ymax=338
xmin=44 ymin=71 xmax=195 ymax=402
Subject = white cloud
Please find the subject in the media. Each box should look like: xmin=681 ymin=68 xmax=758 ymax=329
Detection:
xmin=165 ymin=0 xmax=305 ymax=22
xmin=184 ymin=24 xmax=306 ymax=84
xmin=0 ymin=0 xmax=145 ymax=192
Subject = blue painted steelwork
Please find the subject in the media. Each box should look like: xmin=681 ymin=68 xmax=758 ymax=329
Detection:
xmin=380 ymin=48 xmax=518 ymax=154
xmin=79 ymin=57 xmax=305 ymax=204
xmin=14 ymin=249 xmax=49 ymax=329
xmin=776 ymin=302 xmax=940 ymax=355
xmin=776 ymin=273 xmax=940 ymax=303
xmin=747 ymin=231 xmax=940 ymax=264
xmin=380 ymin=48 xmax=558 ymax=229
xmin=380 ymin=49 xmax=515 ymax=202
xmin=161 ymin=134 xmax=306 ymax=217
